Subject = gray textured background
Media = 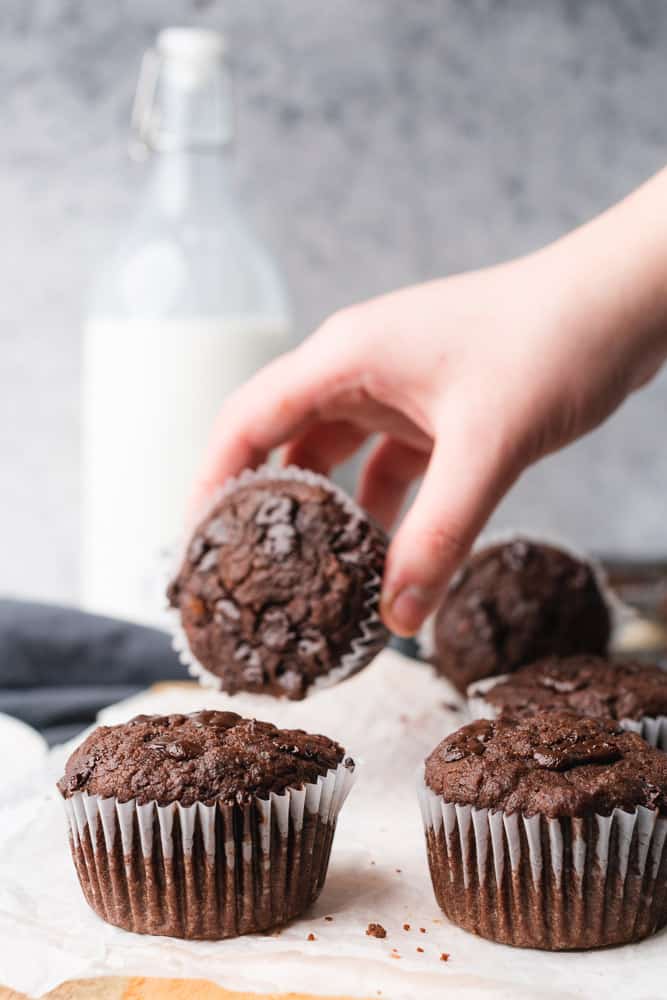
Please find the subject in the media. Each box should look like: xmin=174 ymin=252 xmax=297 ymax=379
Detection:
xmin=2 ymin=0 xmax=667 ymax=606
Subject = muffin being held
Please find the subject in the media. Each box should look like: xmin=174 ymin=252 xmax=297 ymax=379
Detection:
xmin=468 ymin=654 xmax=667 ymax=749
xmin=428 ymin=538 xmax=611 ymax=692
xmin=59 ymin=710 xmax=355 ymax=939
xmin=419 ymin=710 xmax=667 ymax=950
xmin=168 ymin=466 xmax=389 ymax=699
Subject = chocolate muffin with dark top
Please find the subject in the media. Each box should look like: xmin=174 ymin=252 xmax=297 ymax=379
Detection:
xmin=59 ymin=711 xmax=355 ymax=939
xmin=168 ymin=471 xmax=388 ymax=699
xmin=471 ymin=654 xmax=667 ymax=727
xmin=431 ymin=539 xmax=610 ymax=692
xmin=420 ymin=710 xmax=667 ymax=949
xmin=58 ymin=710 xmax=347 ymax=805
xmin=425 ymin=711 xmax=667 ymax=817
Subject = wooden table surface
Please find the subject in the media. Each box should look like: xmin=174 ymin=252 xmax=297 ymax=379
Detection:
xmin=0 ymin=978 xmax=366 ymax=1000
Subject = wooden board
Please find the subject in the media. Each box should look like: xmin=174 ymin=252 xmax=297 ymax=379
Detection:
xmin=1 ymin=979 xmax=367 ymax=1000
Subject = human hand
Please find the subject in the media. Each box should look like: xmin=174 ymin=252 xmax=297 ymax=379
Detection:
xmin=192 ymin=171 xmax=667 ymax=636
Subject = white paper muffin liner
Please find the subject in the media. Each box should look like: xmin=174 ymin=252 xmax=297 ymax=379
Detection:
xmin=416 ymin=766 xmax=667 ymax=949
xmin=466 ymin=675 xmax=667 ymax=750
xmin=417 ymin=530 xmax=625 ymax=668
xmin=62 ymin=758 xmax=356 ymax=939
xmin=168 ymin=465 xmax=388 ymax=697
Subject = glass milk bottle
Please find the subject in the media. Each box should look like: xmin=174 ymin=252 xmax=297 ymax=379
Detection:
xmin=81 ymin=28 xmax=292 ymax=626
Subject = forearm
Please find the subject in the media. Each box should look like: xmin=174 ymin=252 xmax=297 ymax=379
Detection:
xmin=547 ymin=167 xmax=667 ymax=390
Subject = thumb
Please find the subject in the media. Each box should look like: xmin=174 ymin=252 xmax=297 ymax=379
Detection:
xmin=380 ymin=426 xmax=520 ymax=636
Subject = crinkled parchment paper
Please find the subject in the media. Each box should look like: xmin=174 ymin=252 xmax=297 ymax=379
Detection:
xmin=0 ymin=650 xmax=664 ymax=999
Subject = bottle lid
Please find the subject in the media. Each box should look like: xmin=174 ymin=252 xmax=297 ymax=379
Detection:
xmin=157 ymin=27 xmax=226 ymax=64
xmin=131 ymin=27 xmax=231 ymax=155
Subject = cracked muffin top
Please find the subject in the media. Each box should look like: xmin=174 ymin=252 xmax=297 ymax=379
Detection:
xmin=431 ymin=539 xmax=611 ymax=692
xmin=424 ymin=710 xmax=667 ymax=817
xmin=168 ymin=473 xmax=388 ymax=699
xmin=474 ymin=654 xmax=667 ymax=723
xmin=58 ymin=710 xmax=349 ymax=806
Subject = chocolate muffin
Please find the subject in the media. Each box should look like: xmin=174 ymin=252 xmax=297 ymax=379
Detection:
xmin=59 ymin=710 xmax=355 ymax=939
xmin=419 ymin=711 xmax=667 ymax=949
xmin=430 ymin=539 xmax=611 ymax=692
xmin=168 ymin=467 xmax=389 ymax=699
xmin=468 ymin=654 xmax=667 ymax=748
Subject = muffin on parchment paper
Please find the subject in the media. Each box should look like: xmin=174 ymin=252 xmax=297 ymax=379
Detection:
xmin=168 ymin=466 xmax=389 ymax=699
xmin=467 ymin=654 xmax=667 ymax=749
xmin=427 ymin=538 xmax=611 ymax=693
xmin=418 ymin=710 xmax=667 ymax=950
xmin=58 ymin=710 xmax=355 ymax=939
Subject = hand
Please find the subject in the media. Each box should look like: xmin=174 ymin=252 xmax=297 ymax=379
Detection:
xmin=192 ymin=170 xmax=667 ymax=636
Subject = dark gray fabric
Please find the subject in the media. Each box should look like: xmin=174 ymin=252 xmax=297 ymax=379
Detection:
xmin=0 ymin=599 xmax=417 ymax=746
xmin=0 ymin=600 xmax=183 ymax=745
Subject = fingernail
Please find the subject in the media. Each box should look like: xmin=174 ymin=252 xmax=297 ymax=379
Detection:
xmin=382 ymin=585 xmax=433 ymax=637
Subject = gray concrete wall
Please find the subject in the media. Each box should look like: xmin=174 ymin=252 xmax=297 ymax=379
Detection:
xmin=2 ymin=0 xmax=667 ymax=605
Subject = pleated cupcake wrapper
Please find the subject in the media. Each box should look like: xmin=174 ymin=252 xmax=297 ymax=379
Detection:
xmin=617 ymin=714 xmax=667 ymax=751
xmin=169 ymin=464 xmax=388 ymax=696
xmin=417 ymin=530 xmax=626 ymax=665
xmin=416 ymin=766 xmax=667 ymax=949
xmin=63 ymin=759 xmax=356 ymax=939
xmin=466 ymin=675 xmax=667 ymax=750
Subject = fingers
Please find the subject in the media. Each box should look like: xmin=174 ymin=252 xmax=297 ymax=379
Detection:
xmin=283 ymin=420 xmax=369 ymax=474
xmin=190 ymin=346 xmax=339 ymax=517
xmin=358 ymin=436 xmax=429 ymax=530
xmin=380 ymin=422 xmax=520 ymax=636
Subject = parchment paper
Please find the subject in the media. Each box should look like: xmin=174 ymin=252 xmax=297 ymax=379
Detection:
xmin=0 ymin=650 xmax=664 ymax=1000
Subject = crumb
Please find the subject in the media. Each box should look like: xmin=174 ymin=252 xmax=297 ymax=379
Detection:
xmin=307 ymin=933 xmax=316 ymax=941
xmin=440 ymin=952 xmax=450 ymax=962
xmin=419 ymin=927 xmax=426 ymax=933
xmin=324 ymin=915 xmax=333 ymax=922
xmin=442 ymin=701 xmax=461 ymax=712
xmin=395 ymin=868 xmax=402 ymax=874
xmin=370 ymin=860 xmax=376 ymax=866
xmin=403 ymin=923 xmax=410 ymax=931
xmin=390 ymin=952 xmax=401 ymax=959
xmin=366 ymin=922 xmax=387 ymax=939
xmin=417 ymin=946 xmax=424 ymax=953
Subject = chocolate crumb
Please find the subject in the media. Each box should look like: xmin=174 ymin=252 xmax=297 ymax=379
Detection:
xmin=440 ymin=952 xmax=450 ymax=962
xmin=324 ymin=915 xmax=333 ymax=922
xmin=419 ymin=927 xmax=426 ymax=933
xmin=442 ymin=701 xmax=461 ymax=712
xmin=307 ymin=933 xmax=316 ymax=941
xmin=403 ymin=923 xmax=410 ymax=931
xmin=417 ymin=946 xmax=424 ymax=953
xmin=395 ymin=868 xmax=402 ymax=873
xmin=366 ymin=922 xmax=387 ymax=939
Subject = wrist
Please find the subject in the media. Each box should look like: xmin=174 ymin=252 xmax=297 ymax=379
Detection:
xmin=542 ymin=170 xmax=667 ymax=388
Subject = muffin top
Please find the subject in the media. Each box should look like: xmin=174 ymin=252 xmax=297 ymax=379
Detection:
xmin=168 ymin=474 xmax=388 ymax=700
xmin=477 ymin=654 xmax=667 ymax=722
xmin=57 ymin=711 xmax=348 ymax=806
xmin=424 ymin=711 xmax=667 ymax=817
xmin=432 ymin=539 xmax=610 ymax=692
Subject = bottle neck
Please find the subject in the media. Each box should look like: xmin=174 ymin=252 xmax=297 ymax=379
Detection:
xmin=133 ymin=34 xmax=235 ymax=220
xmin=148 ymin=149 xmax=235 ymax=218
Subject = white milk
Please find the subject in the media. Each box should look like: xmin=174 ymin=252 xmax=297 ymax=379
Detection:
xmin=81 ymin=316 xmax=291 ymax=626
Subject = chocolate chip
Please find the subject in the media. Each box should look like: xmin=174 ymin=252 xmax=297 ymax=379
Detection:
xmin=256 ymin=495 xmax=293 ymax=525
